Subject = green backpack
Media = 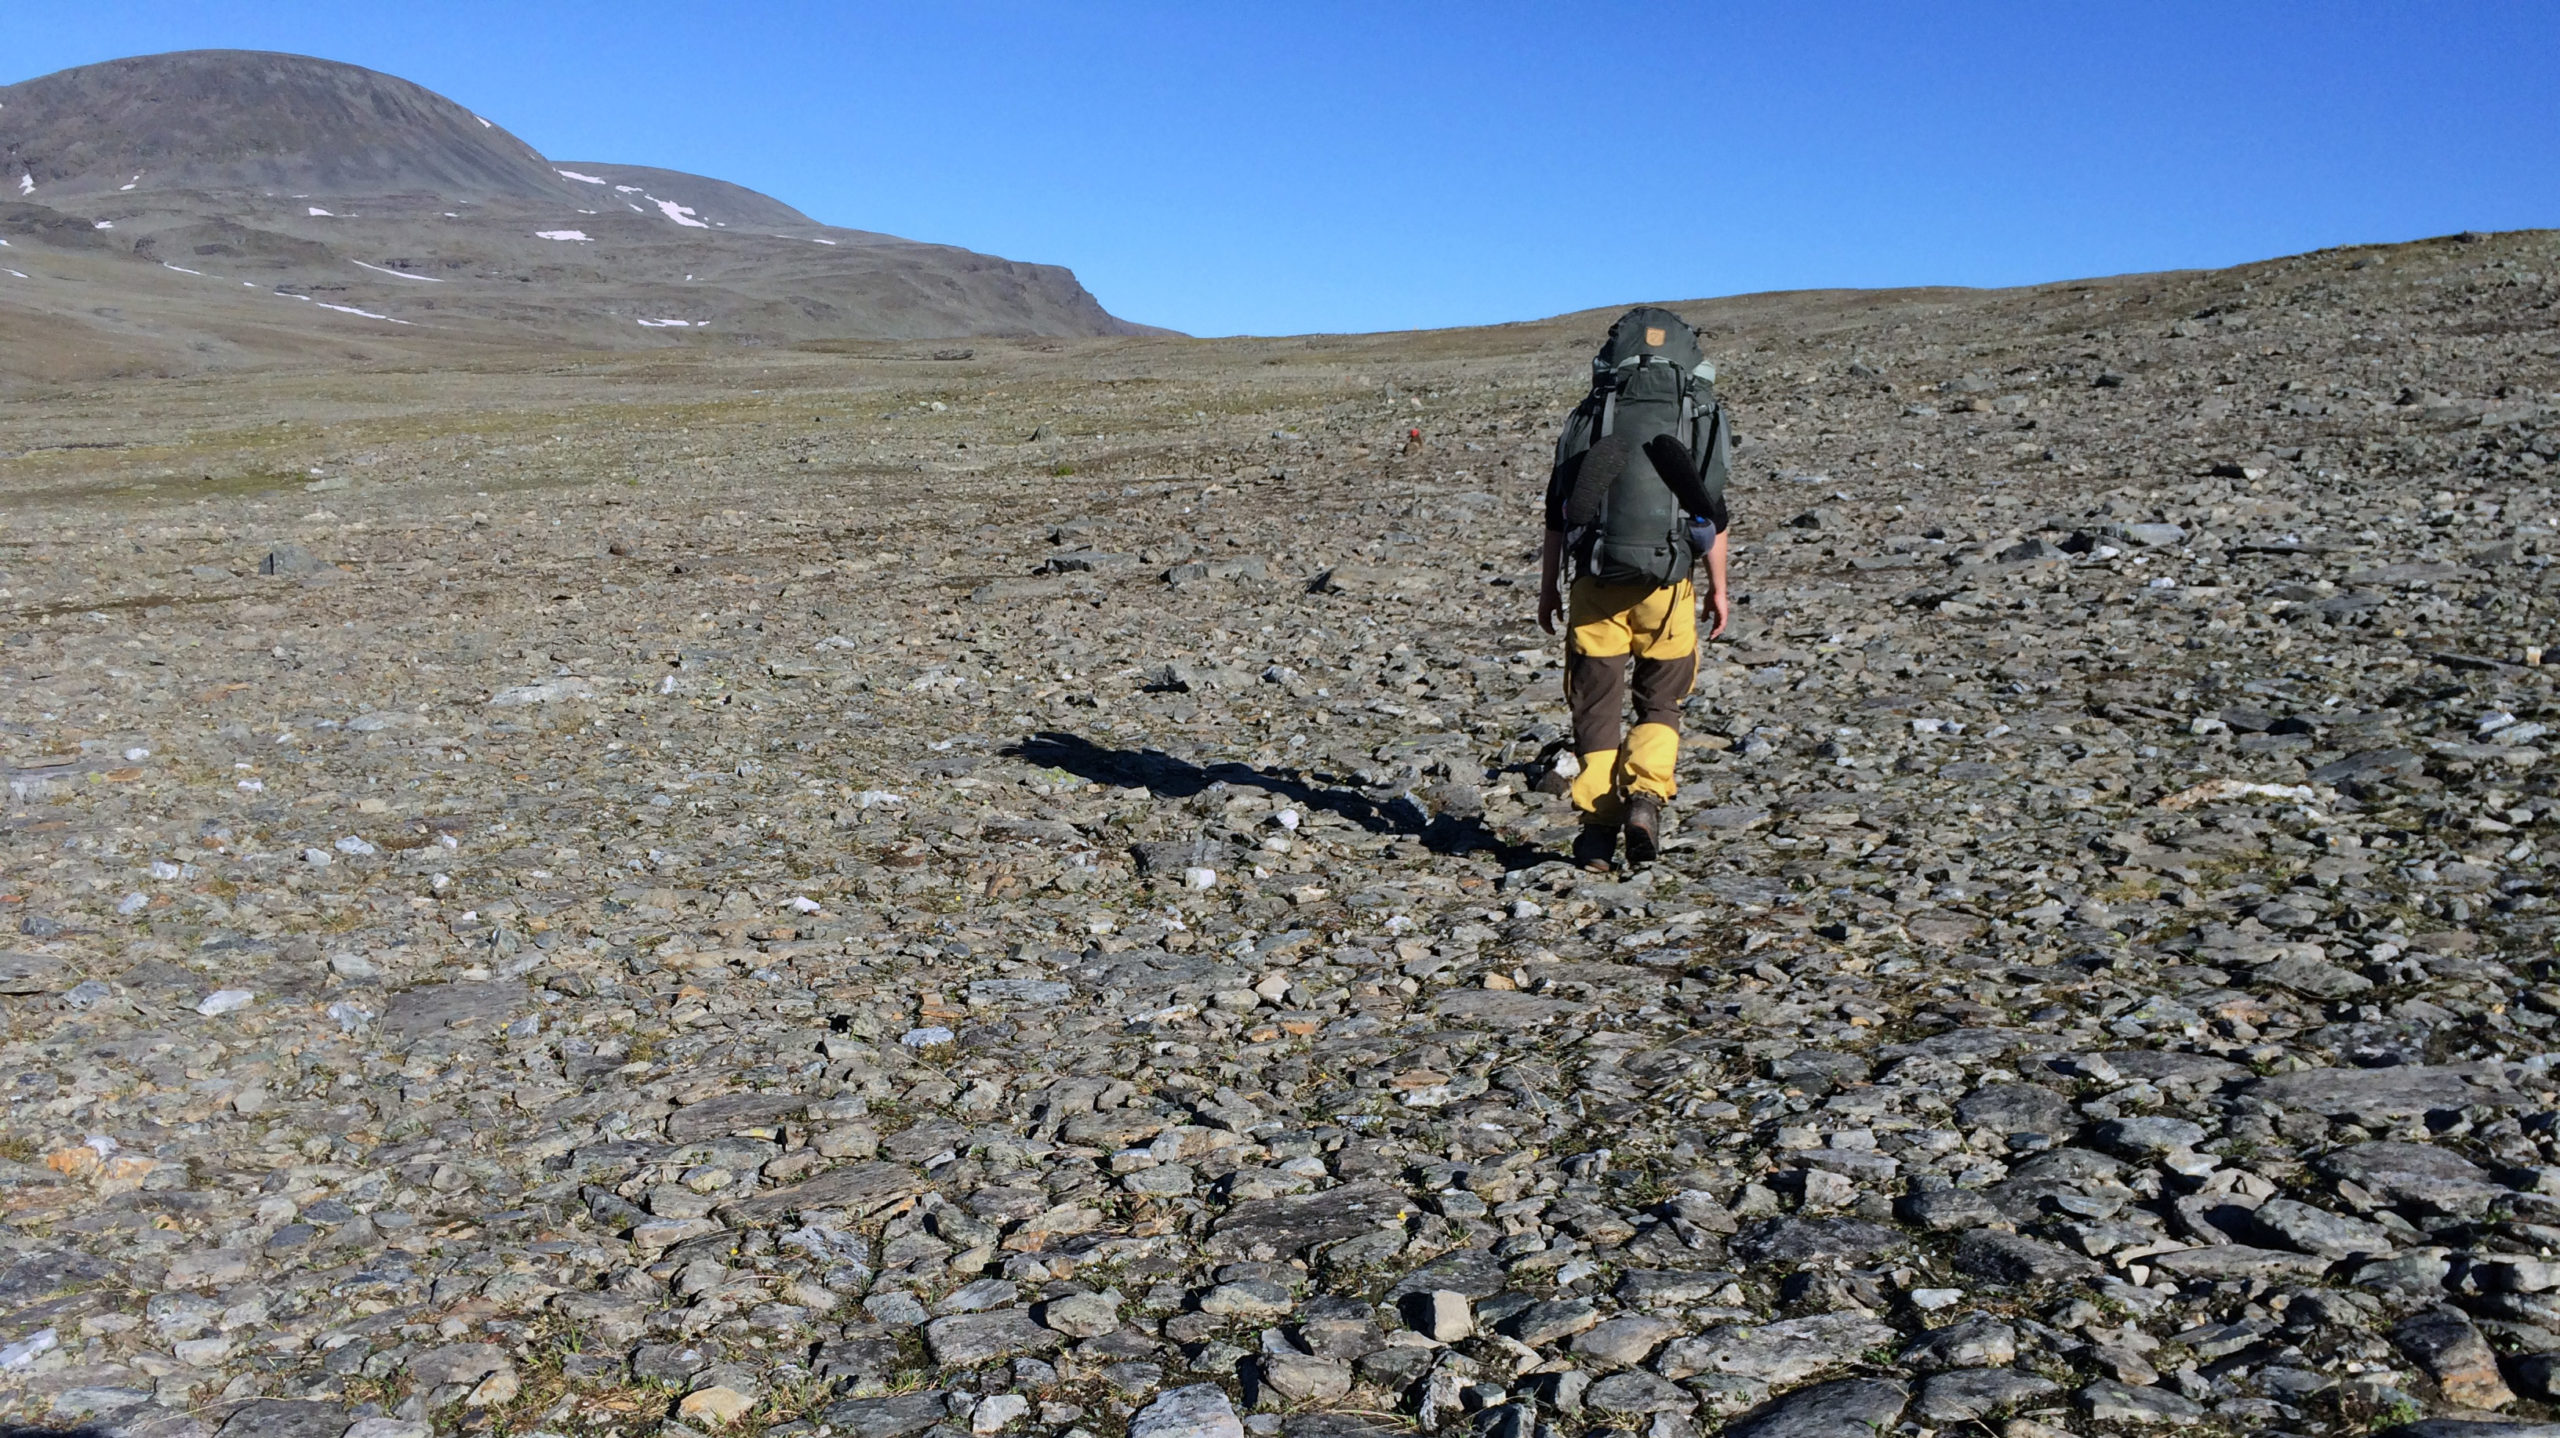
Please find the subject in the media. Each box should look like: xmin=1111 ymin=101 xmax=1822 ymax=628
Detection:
xmin=1554 ymin=306 xmax=1729 ymax=588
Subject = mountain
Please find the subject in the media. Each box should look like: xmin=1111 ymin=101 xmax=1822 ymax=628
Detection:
xmin=0 ymin=50 xmax=1151 ymax=385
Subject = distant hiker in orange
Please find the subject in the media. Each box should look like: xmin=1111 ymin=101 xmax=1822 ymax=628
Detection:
xmin=1538 ymin=307 xmax=1733 ymax=871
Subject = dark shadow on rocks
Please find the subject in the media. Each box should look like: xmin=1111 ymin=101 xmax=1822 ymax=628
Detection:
xmin=1006 ymin=730 xmax=1549 ymax=870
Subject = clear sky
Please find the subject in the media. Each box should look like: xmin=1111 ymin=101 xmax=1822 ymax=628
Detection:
xmin=10 ymin=2 xmax=2556 ymax=336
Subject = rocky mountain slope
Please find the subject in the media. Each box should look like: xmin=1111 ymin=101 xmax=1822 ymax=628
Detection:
xmin=0 ymin=227 xmax=2555 ymax=1438
xmin=0 ymin=50 xmax=1147 ymax=387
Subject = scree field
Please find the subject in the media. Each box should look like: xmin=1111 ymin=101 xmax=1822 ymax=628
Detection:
xmin=2 ymin=227 xmax=2559 ymax=1438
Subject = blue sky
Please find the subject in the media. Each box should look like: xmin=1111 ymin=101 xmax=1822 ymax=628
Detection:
xmin=10 ymin=2 xmax=2556 ymax=335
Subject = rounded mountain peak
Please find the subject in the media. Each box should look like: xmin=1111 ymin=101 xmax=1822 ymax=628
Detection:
xmin=0 ymin=49 xmax=577 ymax=203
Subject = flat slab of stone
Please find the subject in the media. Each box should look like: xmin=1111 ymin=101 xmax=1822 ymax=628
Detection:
xmin=2149 ymin=1244 xmax=2334 ymax=1281
xmin=666 ymin=1091 xmax=807 ymax=1140
xmin=1729 ymin=1216 xmax=1905 ymax=1266
xmin=2079 ymin=1378 xmax=2207 ymax=1426
xmin=1614 ymin=1269 xmax=1743 ymax=1307
xmin=2250 ymin=1198 xmax=2397 ymax=1259
xmin=729 ymin=1161 xmax=925 ymax=1222
xmin=1386 ymin=1247 xmax=1507 ymax=1301
xmin=1585 ymin=1371 xmax=1696 ymax=1416
xmin=1725 ymin=1378 xmax=1909 ymax=1438
xmin=0 ymin=1248 xmax=113 ymax=1305
xmin=2319 ymin=1141 xmax=2510 ymax=1217
xmin=1654 ymin=1312 xmax=1897 ymax=1387
xmin=1904 ymin=912 xmax=1986 ymax=946
xmin=0 ymin=952 xmax=67 ymax=995
xmin=379 ymin=980 xmax=528 ymax=1039
xmin=1283 ymin=1416 xmax=1403 ymax=1438
xmin=213 ymin=1401 xmax=351 ymax=1438
xmin=1915 ymin=1368 xmax=2059 ymax=1424
xmin=1207 ymin=1181 xmax=1409 ymax=1258
xmin=2088 ymin=1050 xmax=2244 ymax=1086
xmin=924 ymin=1306 xmax=1061 ymax=1366
xmin=1130 ymin=1383 xmax=1246 ymax=1438
xmin=2245 ymin=1063 xmax=2522 ymax=1121
xmin=1954 ymin=1231 xmax=2102 ymax=1285
xmin=968 ymin=978 xmax=1073 ymax=1007
xmin=820 ymin=1392 xmax=954 ymax=1438
xmin=1954 ymin=1081 xmax=2076 ymax=1134
xmin=1877 ymin=1028 xmax=2047 ymax=1063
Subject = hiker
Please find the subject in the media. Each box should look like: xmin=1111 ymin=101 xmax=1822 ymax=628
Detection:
xmin=1538 ymin=306 xmax=1733 ymax=871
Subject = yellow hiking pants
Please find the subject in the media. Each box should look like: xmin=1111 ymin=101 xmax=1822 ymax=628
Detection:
xmin=1564 ymin=576 xmax=1697 ymax=823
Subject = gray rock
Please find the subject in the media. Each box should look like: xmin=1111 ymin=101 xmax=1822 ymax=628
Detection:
xmin=1724 ymin=1378 xmax=1908 ymax=1438
xmin=1583 ymin=1371 xmax=1695 ymax=1416
xmin=2321 ymin=1141 xmax=2509 ymax=1217
xmin=1570 ymin=1313 xmax=1680 ymax=1366
xmin=1654 ymin=1312 xmax=1897 ymax=1386
xmin=2251 ymin=1197 xmax=2395 ymax=1259
xmin=924 ymin=1307 xmax=1062 ymax=1366
xmin=967 ymin=978 xmax=1072 ymax=1007
xmin=2078 ymin=1379 xmax=2207 ymax=1425
xmin=404 ymin=1343 xmax=511 ymax=1385
xmin=2091 ymin=1115 xmax=2207 ymax=1155
xmin=1130 ymin=1384 xmax=1246 ymax=1438
xmin=260 ymin=543 xmax=325 ymax=575
xmin=2392 ymin=1304 xmax=2516 ymax=1410
xmin=1953 ymin=1230 xmax=2102 ymax=1285
xmin=2356 ymin=1248 xmax=2457 ymax=1298
xmin=666 ymin=1091 xmax=806 ymax=1140
xmin=1953 ymin=1081 xmax=2076 ymax=1135
xmin=731 ymin=1160 xmax=926 ymax=1221
xmin=2247 ymin=1064 xmax=2523 ymax=1123
xmin=1897 ymin=1187 xmax=2004 ymax=1231
xmin=1913 ymin=1368 xmax=2061 ymax=1423
xmin=1388 ymin=1248 xmax=1508 ymax=1300
xmin=211 ymin=1401 xmax=348 ymax=1438
xmin=1729 ymin=1216 xmax=1904 ymax=1266
xmin=2312 ymin=747 xmax=2424 ymax=783
xmin=2148 ymin=1244 xmax=2332 ymax=1281
xmin=1614 ymin=1269 xmax=1740 ymax=1307
xmin=1503 ymin=1297 xmax=1598 ymax=1347
xmin=1898 ymin=1316 xmax=2017 ymax=1371
xmin=1199 ymin=1279 xmax=1294 ymax=1319
xmin=1254 ymin=1352 xmax=1352 ymax=1403
xmin=377 ymin=980 xmax=528 ymax=1038
xmin=1207 ymin=1181 xmax=1407 ymax=1258
xmin=821 ymin=1392 xmax=956 ymax=1438
xmin=2255 ymin=953 xmax=2373 ymax=997
xmin=1038 ymin=1291 xmax=1120 ymax=1337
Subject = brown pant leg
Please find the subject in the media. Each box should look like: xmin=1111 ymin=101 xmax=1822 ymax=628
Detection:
xmin=1567 ymin=649 xmax=1628 ymax=757
xmin=1629 ymin=648 xmax=1697 ymax=733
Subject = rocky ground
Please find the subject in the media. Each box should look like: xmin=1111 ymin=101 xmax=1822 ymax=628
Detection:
xmin=2 ymin=227 xmax=2558 ymax=1438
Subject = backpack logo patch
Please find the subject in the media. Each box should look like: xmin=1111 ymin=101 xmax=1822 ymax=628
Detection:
xmin=1644 ymin=327 xmax=1666 ymax=347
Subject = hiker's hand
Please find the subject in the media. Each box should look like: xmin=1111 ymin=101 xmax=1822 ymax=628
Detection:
xmin=1705 ymin=585 xmax=1731 ymax=640
xmin=1538 ymin=584 xmax=1563 ymax=635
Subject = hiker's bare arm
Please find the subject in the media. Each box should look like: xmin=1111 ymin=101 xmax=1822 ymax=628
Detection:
xmin=1538 ymin=529 xmax=1565 ymax=635
xmin=1703 ymin=528 xmax=1731 ymax=640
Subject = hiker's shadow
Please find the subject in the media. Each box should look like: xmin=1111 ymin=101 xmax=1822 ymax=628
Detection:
xmin=1005 ymin=730 xmax=1549 ymax=870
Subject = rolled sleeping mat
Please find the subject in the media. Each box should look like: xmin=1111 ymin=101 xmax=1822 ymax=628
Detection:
xmin=1643 ymin=434 xmax=1728 ymax=532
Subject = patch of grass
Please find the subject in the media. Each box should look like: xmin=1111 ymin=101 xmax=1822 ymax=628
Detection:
xmin=2366 ymin=1395 xmax=2424 ymax=1433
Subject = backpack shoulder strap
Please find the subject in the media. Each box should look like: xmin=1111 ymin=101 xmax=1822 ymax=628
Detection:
xmin=1553 ymin=395 xmax=1601 ymax=466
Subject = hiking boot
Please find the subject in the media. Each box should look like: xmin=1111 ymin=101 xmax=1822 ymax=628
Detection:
xmin=1571 ymin=824 xmax=1619 ymax=873
xmin=1624 ymin=795 xmax=1662 ymax=866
